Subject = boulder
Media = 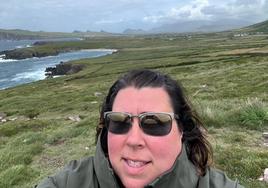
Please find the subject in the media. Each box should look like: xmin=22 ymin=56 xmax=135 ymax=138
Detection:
xmin=264 ymin=168 xmax=268 ymax=182
xmin=67 ymin=115 xmax=81 ymax=122
xmin=0 ymin=112 xmax=7 ymax=122
xmin=0 ymin=112 xmax=7 ymax=120
xmin=263 ymin=132 xmax=268 ymax=146
xmin=94 ymin=92 xmax=103 ymax=97
xmin=259 ymin=168 xmax=268 ymax=182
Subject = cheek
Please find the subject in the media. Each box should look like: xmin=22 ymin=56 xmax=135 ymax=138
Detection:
xmin=150 ymin=137 xmax=181 ymax=158
xmin=150 ymin=125 xmax=182 ymax=160
xmin=107 ymin=133 xmax=123 ymax=159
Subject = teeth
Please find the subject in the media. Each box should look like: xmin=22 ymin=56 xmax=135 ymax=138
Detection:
xmin=126 ymin=160 xmax=146 ymax=168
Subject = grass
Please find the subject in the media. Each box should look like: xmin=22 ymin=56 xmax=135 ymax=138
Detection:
xmin=0 ymin=32 xmax=268 ymax=187
xmin=196 ymin=98 xmax=268 ymax=130
xmin=214 ymin=145 xmax=268 ymax=188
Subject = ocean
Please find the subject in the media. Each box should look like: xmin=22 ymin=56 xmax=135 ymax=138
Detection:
xmin=0 ymin=40 xmax=115 ymax=90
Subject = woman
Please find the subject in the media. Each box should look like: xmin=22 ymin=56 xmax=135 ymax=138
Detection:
xmin=37 ymin=69 xmax=243 ymax=188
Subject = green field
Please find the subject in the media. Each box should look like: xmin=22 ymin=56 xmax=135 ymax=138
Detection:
xmin=0 ymin=32 xmax=268 ymax=188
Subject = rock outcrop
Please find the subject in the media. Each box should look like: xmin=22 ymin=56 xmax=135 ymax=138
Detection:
xmin=3 ymin=48 xmax=59 ymax=60
xmin=45 ymin=62 xmax=85 ymax=77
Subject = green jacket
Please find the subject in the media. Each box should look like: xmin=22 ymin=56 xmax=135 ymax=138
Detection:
xmin=37 ymin=138 xmax=244 ymax=188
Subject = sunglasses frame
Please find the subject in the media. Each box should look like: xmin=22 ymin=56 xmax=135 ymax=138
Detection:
xmin=103 ymin=111 xmax=179 ymax=136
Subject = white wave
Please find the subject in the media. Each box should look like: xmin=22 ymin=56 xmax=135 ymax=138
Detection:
xmin=11 ymin=70 xmax=46 ymax=82
xmin=0 ymin=49 xmax=117 ymax=90
xmin=53 ymin=75 xmax=62 ymax=78
xmin=0 ymin=58 xmax=18 ymax=63
xmin=0 ymin=78 xmax=9 ymax=83
xmin=15 ymin=44 xmax=32 ymax=49
xmin=0 ymin=54 xmax=18 ymax=62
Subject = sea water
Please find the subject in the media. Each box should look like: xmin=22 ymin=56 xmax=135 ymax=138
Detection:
xmin=0 ymin=40 xmax=34 ymax=51
xmin=0 ymin=40 xmax=115 ymax=90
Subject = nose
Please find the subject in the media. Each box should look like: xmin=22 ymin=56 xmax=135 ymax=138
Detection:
xmin=125 ymin=118 xmax=145 ymax=149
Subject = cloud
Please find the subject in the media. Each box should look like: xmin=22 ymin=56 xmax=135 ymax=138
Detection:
xmin=143 ymin=0 xmax=211 ymax=23
xmin=95 ymin=19 xmax=124 ymax=25
xmin=203 ymin=0 xmax=268 ymax=21
xmin=0 ymin=0 xmax=267 ymax=32
xmin=143 ymin=0 xmax=268 ymax=24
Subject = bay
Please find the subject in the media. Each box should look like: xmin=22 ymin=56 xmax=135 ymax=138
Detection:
xmin=0 ymin=49 xmax=115 ymax=90
xmin=0 ymin=40 xmax=34 ymax=51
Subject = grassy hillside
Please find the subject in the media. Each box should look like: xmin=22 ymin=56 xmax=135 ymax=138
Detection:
xmin=236 ymin=19 xmax=268 ymax=34
xmin=0 ymin=32 xmax=267 ymax=187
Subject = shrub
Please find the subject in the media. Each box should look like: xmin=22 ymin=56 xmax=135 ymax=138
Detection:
xmin=236 ymin=98 xmax=268 ymax=130
xmin=22 ymin=109 xmax=40 ymax=119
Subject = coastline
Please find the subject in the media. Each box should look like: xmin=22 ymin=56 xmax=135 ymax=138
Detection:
xmin=44 ymin=49 xmax=117 ymax=77
xmin=0 ymin=49 xmax=117 ymax=90
xmin=2 ymin=47 xmax=117 ymax=60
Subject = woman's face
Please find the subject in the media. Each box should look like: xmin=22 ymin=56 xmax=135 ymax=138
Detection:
xmin=108 ymin=87 xmax=182 ymax=188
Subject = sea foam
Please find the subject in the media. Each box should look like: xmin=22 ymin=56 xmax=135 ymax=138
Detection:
xmin=0 ymin=55 xmax=17 ymax=63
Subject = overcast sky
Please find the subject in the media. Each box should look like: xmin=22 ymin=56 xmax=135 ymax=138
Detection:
xmin=1 ymin=0 xmax=268 ymax=33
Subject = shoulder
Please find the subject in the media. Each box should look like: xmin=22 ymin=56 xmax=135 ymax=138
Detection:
xmin=36 ymin=156 xmax=98 ymax=188
xmin=198 ymin=167 xmax=244 ymax=188
xmin=64 ymin=156 xmax=94 ymax=172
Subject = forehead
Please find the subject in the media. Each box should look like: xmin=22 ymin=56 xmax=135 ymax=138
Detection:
xmin=112 ymin=87 xmax=173 ymax=113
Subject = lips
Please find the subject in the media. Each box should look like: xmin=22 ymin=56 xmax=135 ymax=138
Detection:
xmin=126 ymin=159 xmax=148 ymax=168
xmin=121 ymin=157 xmax=151 ymax=176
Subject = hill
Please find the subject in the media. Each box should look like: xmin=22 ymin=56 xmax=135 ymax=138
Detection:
xmin=123 ymin=19 xmax=267 ymax=35
xmin=0 ymin=33 xmax=267 ymax=188
xmin=0 ymin=29 xmax=76 ymax=40
xmin=0 ymin=29 xmax=121 ymax=40
xmin=148 ymin=19 xmax=251 ymax=33
xmin=236 ymin=19 xmax=268 ymax=33
xmin=122 ymin=28 xmax=147 ymax=35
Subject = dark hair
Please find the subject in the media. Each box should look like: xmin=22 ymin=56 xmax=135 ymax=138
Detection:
xmin=97 ymin=69 xmax=212 ymax=176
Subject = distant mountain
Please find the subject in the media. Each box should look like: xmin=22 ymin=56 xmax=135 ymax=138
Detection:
xmin=0 ymin=29 xmax=76 ymax=40
xmin=149 ymin=19 xmax=252 ymax=33
xmin=123 ymin=28 xmax=147 ymax=35
xmin=236 ymin=20 xmax=268 ymax=33
xmin=0 ymin=29 xmax=29 ymax=40
xmin=0 ymin=29 xmax=120 ymax=40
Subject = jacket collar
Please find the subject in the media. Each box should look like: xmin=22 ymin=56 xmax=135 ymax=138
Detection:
xmin=94 ymin=135 xmax=199 ymax=188
xmin=93 ymin=135 xmax=120 ymax=188
xmin=146 ymin=144 xmax=199 ymax=187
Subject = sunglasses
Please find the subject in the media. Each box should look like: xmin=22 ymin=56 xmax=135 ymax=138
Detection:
xmin=104 ymin=111 xmax=179 ymax=136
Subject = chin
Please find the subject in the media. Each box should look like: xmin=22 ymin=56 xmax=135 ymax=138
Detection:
xmin=121 ymin=178 xmax=151 ymax=188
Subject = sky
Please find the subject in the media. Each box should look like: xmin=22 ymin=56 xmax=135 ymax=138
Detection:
xmin=0 ymin=0 xmax=268 ymax=33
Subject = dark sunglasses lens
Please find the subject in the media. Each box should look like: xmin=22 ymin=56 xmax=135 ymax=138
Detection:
xmin=141 ymin=113 xmax=172 ymax=136
xmin=106 ymin=113 xmax=131 ymax=134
